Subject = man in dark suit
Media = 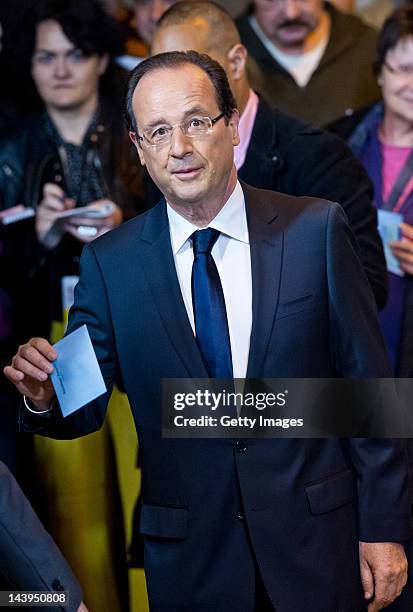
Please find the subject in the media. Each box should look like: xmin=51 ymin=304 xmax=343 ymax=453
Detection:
xmin=4 ymin=51 xmax=411 ymax=612
xmin=0 ymin=461 xmax=86 ymax=612
xmin=151 ymin=0 xmax=388 ymax=310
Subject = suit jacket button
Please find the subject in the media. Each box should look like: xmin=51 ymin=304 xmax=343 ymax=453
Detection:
xmin=235 ymin=440 xmax=247 ymax=453
xmin=237 ymin=512 xmax=245 ymax=521
xmin=52 ymin=579 xmax=64 ymax=591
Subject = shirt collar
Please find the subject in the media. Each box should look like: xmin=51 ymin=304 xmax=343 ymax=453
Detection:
xmin=167 ymin=180 xmax=249 ymax=255
xmin=235 ymin=89 xmax=259 ymax=170
xmin=238 ymin=89 xmax=259 ymax=135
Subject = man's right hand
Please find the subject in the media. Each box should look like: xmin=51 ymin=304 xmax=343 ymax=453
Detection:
xmin=3 ymin=338 xmax=57 ymax=411
xmin=36 ymin=183 xmax=75 ymax=246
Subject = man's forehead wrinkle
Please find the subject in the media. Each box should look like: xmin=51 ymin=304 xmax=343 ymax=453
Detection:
xmin=139 ymin=95 xmax=215 ymax=130
xmin=133 ymin=67 xmax=218 ymax=130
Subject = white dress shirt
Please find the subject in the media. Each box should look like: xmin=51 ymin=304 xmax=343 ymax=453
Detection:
xmin=166 ymin=181 xmax=252 ymax=378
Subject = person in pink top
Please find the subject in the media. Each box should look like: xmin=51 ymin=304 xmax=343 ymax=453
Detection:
xmin=331 ymin=5 xmax=413 ymax=378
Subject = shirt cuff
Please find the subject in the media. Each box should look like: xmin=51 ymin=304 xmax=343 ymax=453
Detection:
xmin=23 ymin=395 xmax=56 ymax=414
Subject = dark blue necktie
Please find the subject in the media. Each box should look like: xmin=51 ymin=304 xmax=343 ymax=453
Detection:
xmin=191 ymin=228 xmax=233 ymax=378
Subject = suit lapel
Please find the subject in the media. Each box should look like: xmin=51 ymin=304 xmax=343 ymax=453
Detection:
xmin=137 ymin=201 xmax=208 ymax=378
xmin=242 ymin=183 xmax=284 ymax=378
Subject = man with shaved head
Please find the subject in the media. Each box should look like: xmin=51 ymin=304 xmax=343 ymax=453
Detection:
xmin=151 ymin=0 xmax=388 ymax=310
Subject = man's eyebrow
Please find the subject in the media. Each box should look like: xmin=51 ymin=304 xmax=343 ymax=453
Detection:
xmin=143 ymin=106 xmax=213 ymax=131
xmin=183 ymin=106 xmax=211 ymax=118
xmin=143 ymin=117 xmax=170 ymax=131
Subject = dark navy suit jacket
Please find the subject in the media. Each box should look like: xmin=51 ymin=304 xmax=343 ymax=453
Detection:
xmin=22 ymin=183 xmax=412 ymax=612
xmin=0 ymin=462 xmax=82 ymax=612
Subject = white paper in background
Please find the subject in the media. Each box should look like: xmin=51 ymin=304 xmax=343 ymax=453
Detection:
xmin=51 ymin=325 xmax=107 ymax=417
xmin=377 ymin=210 xmax=404 ymax=277
xmin=62 ymin=275 xmax=79 ymax=313
xmin=0 ymin=205 xmax=35 ymax=225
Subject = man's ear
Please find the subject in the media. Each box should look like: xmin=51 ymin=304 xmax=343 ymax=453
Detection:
xmin=129 ymin=131 xmax=146 ymax=166
xmin=377 ymin=71 xmax=384 ymax=87
xmin=229 ymin=109 xmax=240 ymax=146
xmin=227 ymin=44 xmax=248 ymax=82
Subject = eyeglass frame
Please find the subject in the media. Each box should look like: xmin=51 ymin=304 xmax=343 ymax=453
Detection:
xmin=132 ymin=112 xmax=226 ymax=147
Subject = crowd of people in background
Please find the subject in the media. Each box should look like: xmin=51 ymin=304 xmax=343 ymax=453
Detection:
xmin=0 ymin=0 xmax=412 ymax=610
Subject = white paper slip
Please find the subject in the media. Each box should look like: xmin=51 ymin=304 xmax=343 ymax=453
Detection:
xmin=0 ymin=205 xmax=35 ymax=225
xmin=377 ymin=210 xmax=404 ymax=277
xmin=50 ymin=325 xmax=107 ymax=417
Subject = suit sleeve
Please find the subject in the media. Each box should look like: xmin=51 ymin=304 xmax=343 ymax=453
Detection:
xmin=285 ymin=126 xmax=388 ymax=309
xmin=19 ymin=243 xmax=117 ymax=439
xmin=0 ymin=463 xmax=82 ymax=612
xmin=326 ymin=203 xmax=412 ymax=542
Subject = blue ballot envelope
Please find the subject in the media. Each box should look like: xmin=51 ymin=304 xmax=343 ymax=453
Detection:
xmin=377 ymin=209 xmax=404 ymax=277
xmin=50 ymin=325 xmax=107 ymax=417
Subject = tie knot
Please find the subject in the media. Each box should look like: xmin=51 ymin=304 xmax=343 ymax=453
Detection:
xmin=191 ymin=228 xmax=220 ymax=256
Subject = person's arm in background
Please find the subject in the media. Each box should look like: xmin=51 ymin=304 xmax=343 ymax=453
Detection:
xmin=281 ymin=119 xmax=388 ymax=309
xmin=0 ymin=461 xmax=87 ymax=612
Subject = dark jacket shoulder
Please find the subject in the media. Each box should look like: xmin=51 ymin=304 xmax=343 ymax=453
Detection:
xmin=327 ymin=104 xmax=376 ymax=141
xmin=0 ymin=462 xmax=82 ymax=612
xmin=241 ymin=180 xmax=337 ymax=223
xmin=0 ymin=115 xmax=46 ymax=210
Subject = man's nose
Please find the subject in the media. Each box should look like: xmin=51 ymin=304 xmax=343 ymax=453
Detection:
xmin=54 ymin=56 xmax=70 ymax=78
xmin=284 ymin=0 xmax=301 ymax=20
xmin=168 ymin=127 xmax=194 ymax=158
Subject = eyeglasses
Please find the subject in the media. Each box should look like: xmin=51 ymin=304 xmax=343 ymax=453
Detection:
xmin=384 ymin=62 xmax=413 ymax=77
xmin=135 ymin=113 xmax=226 ymax=147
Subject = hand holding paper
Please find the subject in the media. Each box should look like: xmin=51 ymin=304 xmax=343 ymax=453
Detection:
xmin=3 ymin=326 xmax=106 ymax=417
xmin=63 ymin=199 xmax=122 ymax=244
xmin=3 ymin=337 xmax=57 ymax=411
xmin=36 ymin=182 xmax=121 ymax=248
xmin=389 ymin=222 xmax=413 ymax=276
